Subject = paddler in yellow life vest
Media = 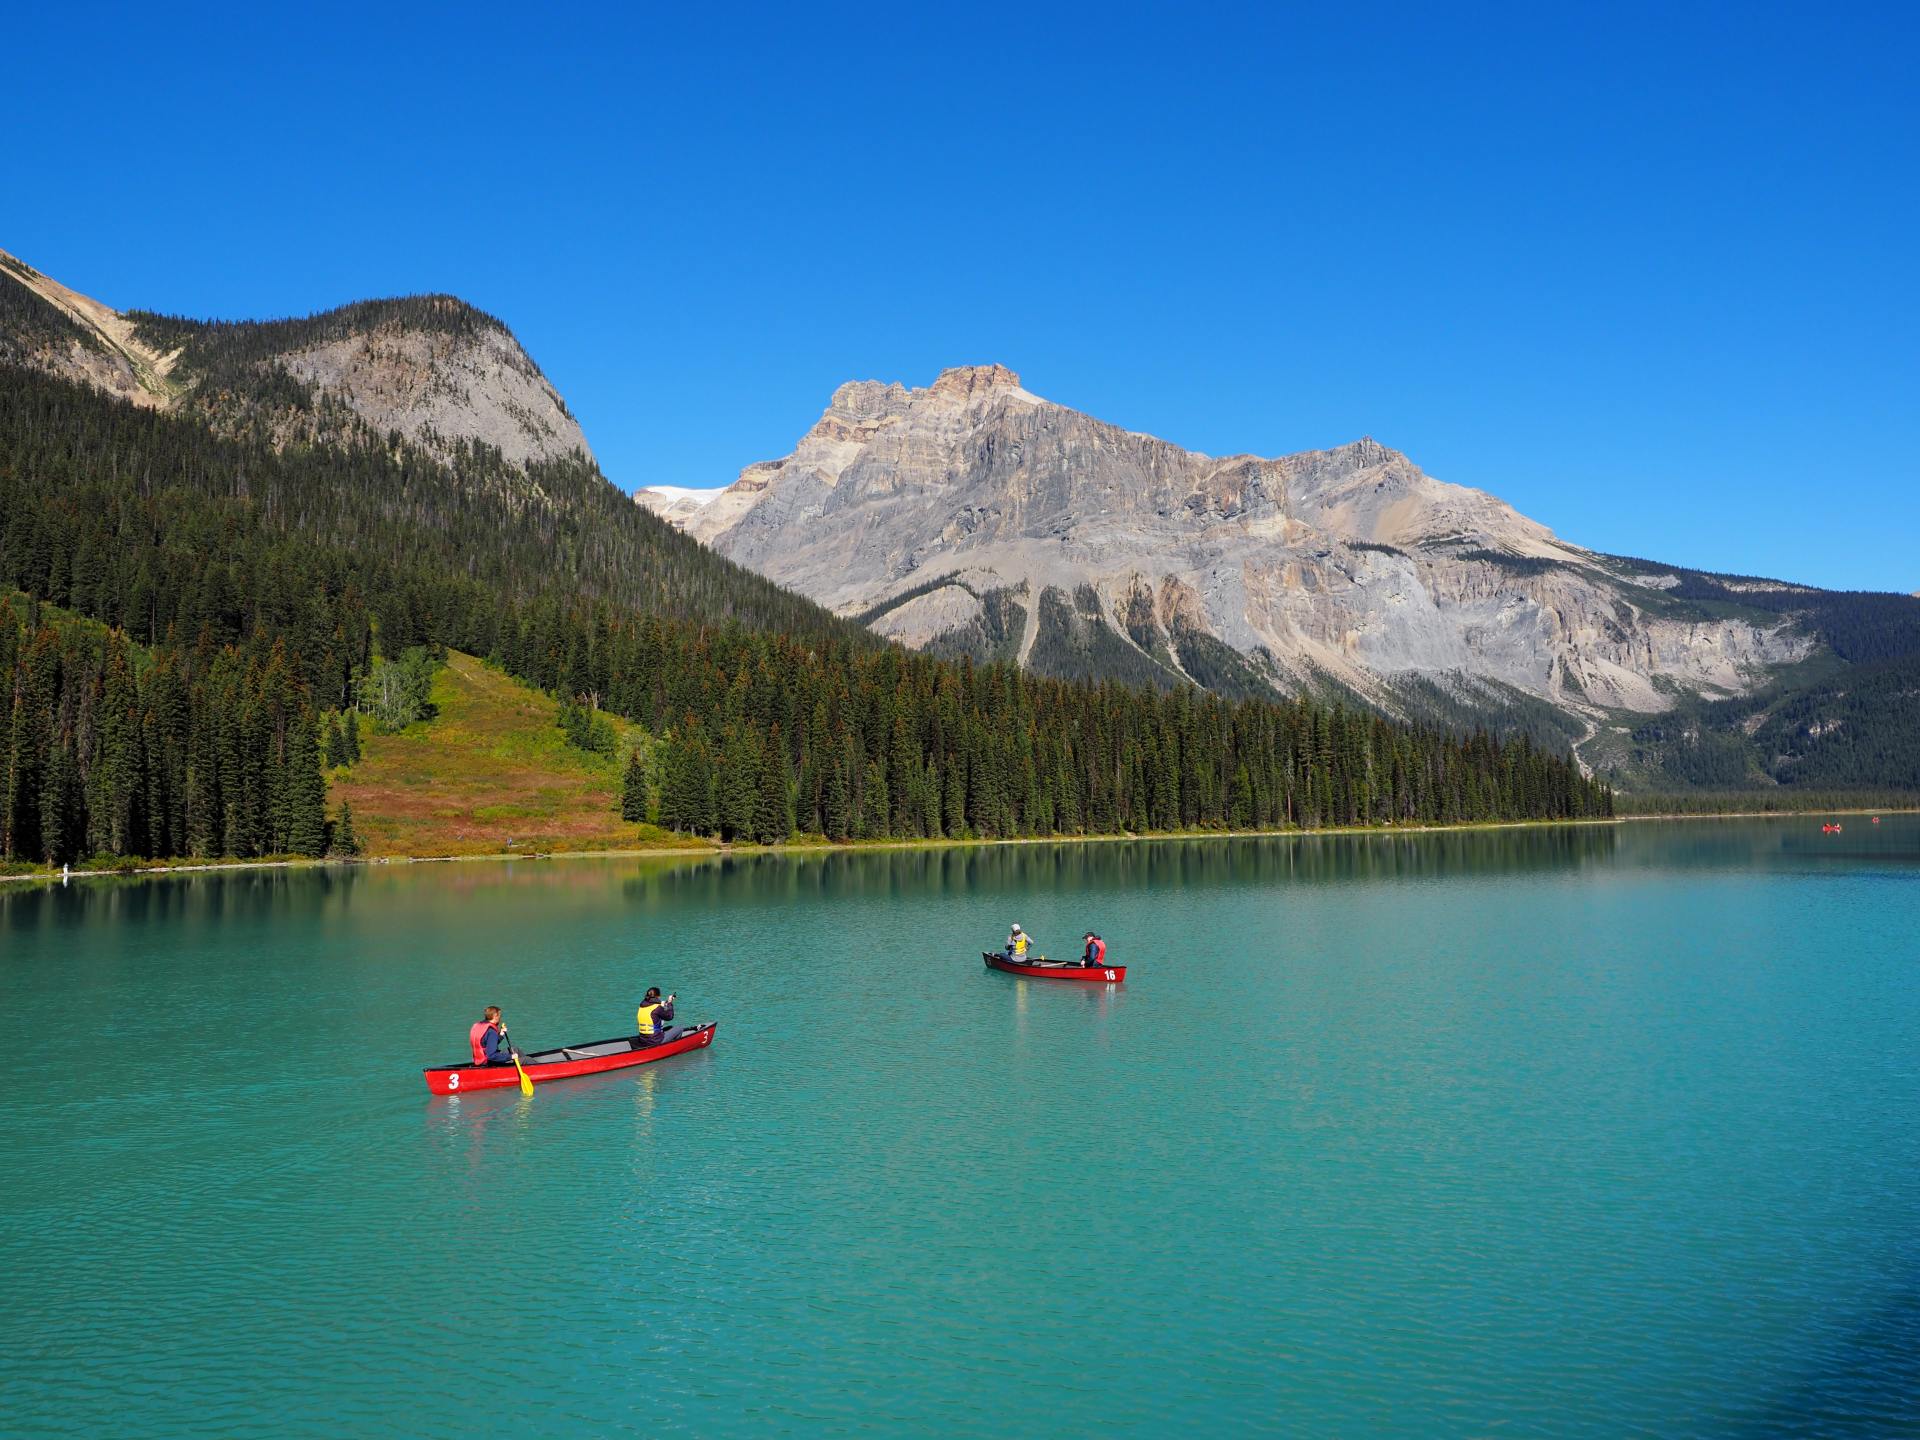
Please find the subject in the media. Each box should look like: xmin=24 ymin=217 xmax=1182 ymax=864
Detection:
xmin=1004 ymin=923 xmax=1033 ymax=962
xmin=636 ymin=987 xmax=678 ymax=1047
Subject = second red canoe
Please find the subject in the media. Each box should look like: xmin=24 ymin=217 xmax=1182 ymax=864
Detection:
xmin=983 ymin=952 xmax=1126 ymax=983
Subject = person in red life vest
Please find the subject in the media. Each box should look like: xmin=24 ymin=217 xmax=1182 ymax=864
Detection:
xmin=469 ymin=1005 xmax=519 ymax=1067
xmin=1080 ymin=932 xmax=1107 ymax=968
xmin=635 ymin=987 xmax=677 ymax=1047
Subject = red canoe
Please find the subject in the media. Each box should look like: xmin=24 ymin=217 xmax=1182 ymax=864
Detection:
xmin=422 ymin=1023 xmax=717 ymax=1095
xmin=983 ymin=952 xmax=1126 ymax=983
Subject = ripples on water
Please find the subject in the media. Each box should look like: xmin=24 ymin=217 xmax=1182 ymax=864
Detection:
xmin=3 ymin=818 xmax=1919 ymax=1437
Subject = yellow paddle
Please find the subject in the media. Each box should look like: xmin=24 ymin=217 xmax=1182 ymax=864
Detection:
xmin=503 ymin=1028 xmax=534 ymax=1096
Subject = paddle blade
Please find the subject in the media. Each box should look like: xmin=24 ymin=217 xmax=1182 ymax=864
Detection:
xmin=515 ymin=1057 xmax=534 ymax=1097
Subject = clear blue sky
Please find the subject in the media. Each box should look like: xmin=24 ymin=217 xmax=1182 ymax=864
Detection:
xmin=8 ymin=3 xmax=1915 ymax=591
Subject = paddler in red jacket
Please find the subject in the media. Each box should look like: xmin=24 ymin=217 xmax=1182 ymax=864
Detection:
xmin=469 ymin=1005 xmax=520 ymax=1067
xmin=1080 ymin=933 xmax=1107 ymax=968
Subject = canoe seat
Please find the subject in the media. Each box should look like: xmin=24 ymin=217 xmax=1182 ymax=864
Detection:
xmin=547 ymin=1042 xmax=631 ymax=1061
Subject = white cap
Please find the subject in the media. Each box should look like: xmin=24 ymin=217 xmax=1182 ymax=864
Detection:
xmin=1011 ymin=923 xmax=1022 ymax=931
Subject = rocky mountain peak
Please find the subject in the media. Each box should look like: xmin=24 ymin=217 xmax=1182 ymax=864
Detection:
xmin=1284 ymin=436 xmax=1414 ymax=483
xmin=827 ymin=378 xmax=910 ymax=411
xmin=642 ymin=366 xmax=1812 ymax=729
xmin=1330 ymin=436 xmax=1397 ymax=468
xmin=928 ymin=364 xmax=1026 ymax=401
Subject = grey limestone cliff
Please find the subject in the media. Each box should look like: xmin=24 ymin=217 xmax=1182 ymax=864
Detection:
xmin=640 ymin=365 xmax=1810 ymax=727
xmin=272 ymin=315 xmax=589 ymax=468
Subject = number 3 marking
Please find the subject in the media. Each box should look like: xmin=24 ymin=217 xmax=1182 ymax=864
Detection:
xmin=448 ymin=1073 xmax=460 ymax=1090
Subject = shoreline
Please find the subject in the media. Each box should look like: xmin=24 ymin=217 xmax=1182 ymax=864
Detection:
xmin=1615 ymin=806 xmax=1913 ymax=823
xmin=4 ymin=807 xmax=1910 ymax=886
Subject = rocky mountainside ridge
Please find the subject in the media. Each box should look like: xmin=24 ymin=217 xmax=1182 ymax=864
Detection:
xmin=640 ymin=365 xmax=1813 ymax=736
xmin=0 ymin=247 xmax=588 ymax=468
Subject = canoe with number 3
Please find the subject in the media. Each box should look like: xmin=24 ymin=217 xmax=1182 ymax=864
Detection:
xmin=983 ymin=952 xmax=1126 ymax=983
xmin=422 ymin=1023 xmax=718 ymax=1094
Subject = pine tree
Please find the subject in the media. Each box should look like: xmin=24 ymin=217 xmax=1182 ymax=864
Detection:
xmin=41 ymin=739 xmax=77 ymax=865
xmin=621 ymin=748 xmax=648 ymax=823
xmin=184 ymin=703 xmax=219 ymax=859
xmin=860 ymin=757 xmax=889 ymax=839
xmin=753 ymin=727 xmax=794 ymax=843
xmin=4 ymin=628 xmax=60 ymax=862
xmin=331 ymin=802 xmax=362 ymax=856
xmin=1230 ymin=762 xmax=1254 ymax=829
xmin=96 ymin=638 xmax=143 ymax=855
xmin=822 ymin=759 xmax=851 ymax=841
xmin=660 ymin=726 xmax=715 ymax=836
xmin=717 ymin=725 xmax=761 ymax=842
xmin=0 ymin=617 xmax=16 ymax=858
xmin=660 ymin=737 xmax=693 ymax=832
xmin=921 ymin=761 xmax=944 ymax=838
xmin=281 ymin=718 xmax=328 ymax=856
xmin=942 ymin=754 xmax=966 ymax=838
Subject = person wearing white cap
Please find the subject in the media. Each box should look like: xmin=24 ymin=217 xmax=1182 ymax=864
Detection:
xmin=1004 ymin=923 xmax=1032 ymax=961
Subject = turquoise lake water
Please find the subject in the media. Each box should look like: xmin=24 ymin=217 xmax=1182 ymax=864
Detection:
xmin=4 ymin=818 xmax=1919 ymax=1437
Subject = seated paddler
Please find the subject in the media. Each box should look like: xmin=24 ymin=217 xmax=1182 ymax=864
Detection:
xmin=469 ymin=1005 xmax=520 ymax=1067
xmin=636 ymin=987 xmax=678 ymax=1046
xmin=1081 ymin=932 xmax=1107 ymax=968
xmin=1004 ymin=923 xmax=1032 ymax=961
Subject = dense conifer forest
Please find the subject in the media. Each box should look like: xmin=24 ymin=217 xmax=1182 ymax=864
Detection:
xmin=0 ymin=358 xmax=1611 ymax=866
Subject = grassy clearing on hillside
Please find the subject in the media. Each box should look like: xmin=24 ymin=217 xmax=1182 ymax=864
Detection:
xmin=328 ymin=651 xmax=698 ymax=858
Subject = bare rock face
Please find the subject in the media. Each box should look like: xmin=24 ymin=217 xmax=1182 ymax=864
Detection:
xmin=0 ymin=250 xmax=587 ymax=469
xmin=0 ymin=247 xmax=178 ymax=406
xmin=641 ymin=367 xmax=1812 ymax=725
xmin=275 ymin=320 xmax=589 ymax=468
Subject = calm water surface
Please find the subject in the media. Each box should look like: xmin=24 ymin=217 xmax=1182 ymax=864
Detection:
xmin=4 ymin=819 xmax=1919 ymax=1437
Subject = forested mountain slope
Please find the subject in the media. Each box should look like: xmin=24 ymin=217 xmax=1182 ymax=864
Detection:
xmin=127 ymin=297 xmax=590 ymax=466
xmin=1 ymin=244 xmax=587 ymax=466
xmin=1588 ymin=561 xmax=1920 ymax=792
xmin=0 ymin=351 xmax=1605 ymax=868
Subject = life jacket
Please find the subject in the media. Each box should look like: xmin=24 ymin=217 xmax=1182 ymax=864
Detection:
xmin=1012 ymin=934 xmax=1028 ymax=956
xmin=469 ymin=1021 xmax=493 ymax=1064
xmin=1091 ymin=937 xmax=1106 ymax=965
xmin=637 ymin=1002 xmax=661 ymax=1036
